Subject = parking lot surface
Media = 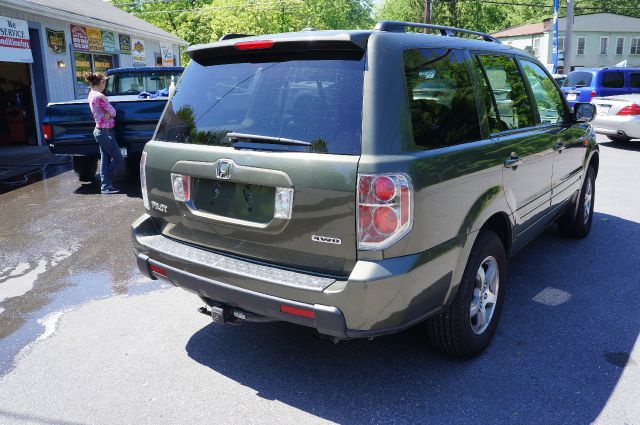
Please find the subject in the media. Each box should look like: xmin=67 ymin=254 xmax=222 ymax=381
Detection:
xmin=0 ymin=135 xmax=638 ymax=424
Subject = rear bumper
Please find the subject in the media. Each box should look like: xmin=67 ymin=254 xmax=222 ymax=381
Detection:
xmin=132 ymin=214 xmax=454 ymax=338
xmin=592 ymin=115 xmax=640 ymax=139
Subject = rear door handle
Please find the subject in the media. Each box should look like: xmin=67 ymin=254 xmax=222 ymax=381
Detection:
xmin=504 ymin=155 xmax=522 ymax=168
xmin=554 ymin=142 xmax=566 ymax=152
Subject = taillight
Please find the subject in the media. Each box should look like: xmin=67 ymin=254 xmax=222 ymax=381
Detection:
xmin=234 ymin=40 xmax=274 ymax=50
xmin=42 ymin=123 xmax=52 ymax=140
xmin=617 ymin=104 xmax=640 ymax=116
xmin=357 ymin=174 xmax=413 ymax=250
xmin=171 ymin=173 xmax=191 ymax=202
xmin=590 ymin=90 xmax=597 ymax=99
xmin=140 ymin=151 xmax=149 ymax=210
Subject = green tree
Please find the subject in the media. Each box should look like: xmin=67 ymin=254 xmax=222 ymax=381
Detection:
xmin=113 ymin=0 xmax=373 ymax=64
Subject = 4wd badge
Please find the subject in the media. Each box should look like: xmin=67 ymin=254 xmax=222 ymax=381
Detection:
xmin=312 ymin=235 xmax=342 ymax=245
xmin=215 ymin=159 xmax=234 ymax=180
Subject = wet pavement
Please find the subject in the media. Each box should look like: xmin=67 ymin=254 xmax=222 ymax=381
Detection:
xmin=0 ymin=160 xmax=166 ymax=374
xmin=0 ymin=136 xmax=638 ymax=424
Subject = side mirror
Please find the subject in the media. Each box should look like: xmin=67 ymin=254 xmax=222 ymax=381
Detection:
xmin=574 ymin=102 xmax=596 ymax=123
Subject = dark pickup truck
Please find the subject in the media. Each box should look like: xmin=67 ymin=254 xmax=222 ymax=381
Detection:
xmin=42 ymin=66 xmax=183 ymax=181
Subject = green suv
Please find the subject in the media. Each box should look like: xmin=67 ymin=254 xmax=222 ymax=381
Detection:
xmin=132 ymin=22 xmax=599 ymax=358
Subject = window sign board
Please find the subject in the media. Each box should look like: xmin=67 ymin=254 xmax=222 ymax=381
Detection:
xmin=102 ymin=31 xmax=115 ymax=53
xmin=46 ymin=28 xmax=66 ymax=54
xmin=160 ymin=42 xmax=174 ymax=66
xmin=86 ymin=27 xmax=102 ymax=52
xmin=132 ymin=38 xmax=146 ymax=65
xmin=71 ymin=24 xmax=89 ymax=50
xmin=119 ymin=34 xmax=131 ymax=55
xmin=0 ymin=16 xmax=33 ymax=63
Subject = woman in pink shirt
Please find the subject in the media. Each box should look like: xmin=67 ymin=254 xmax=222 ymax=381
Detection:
xmin=86 ymin=72 xmax=123 ymax=194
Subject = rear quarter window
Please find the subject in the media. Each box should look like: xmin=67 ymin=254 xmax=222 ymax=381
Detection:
xmin=601 ymin=71 xmax=625 ymax=88
xmin=629 ymin=72 xmax=640 ymax=89
xmin=403 ymin=48 xmax=481 ymax=149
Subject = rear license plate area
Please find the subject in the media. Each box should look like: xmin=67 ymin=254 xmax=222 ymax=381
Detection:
xmin=567 ymin=93 xmax=577 ymax=101
xmin=597 ymin=104 xmax=611 ymax=115
xmin=192 ymin=178 xmax=275 ymax=223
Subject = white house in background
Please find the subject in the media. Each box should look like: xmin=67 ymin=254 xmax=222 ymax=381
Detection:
xmin=492 ymin=13 xmax=640 ymax=73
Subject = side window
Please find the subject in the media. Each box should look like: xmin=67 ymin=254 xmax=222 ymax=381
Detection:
xmin=473 ymin=55 xmax=502 ymax=134
xmin=403 ymin=48 xmax=481 ymax=149
xmin=630 ymin=73 xmax=640 ymax=89
xmin=602 ymin=71 xmax=625 ymax=88
xmin=519 ymin=60 xmax=565 ymax=125
xmin=477 ymin=55 xmax=535 ymax=131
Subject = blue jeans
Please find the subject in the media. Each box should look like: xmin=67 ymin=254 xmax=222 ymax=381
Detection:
xmin=93 ymin=127 xmax=123 ymax=190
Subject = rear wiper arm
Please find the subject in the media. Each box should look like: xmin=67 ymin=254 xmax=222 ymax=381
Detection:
xmin=226 ymin=132 xmax=311 ymax=147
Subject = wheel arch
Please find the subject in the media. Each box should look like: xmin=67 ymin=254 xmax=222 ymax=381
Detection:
xmin=479 ymin=212 xmax=513 ymax=257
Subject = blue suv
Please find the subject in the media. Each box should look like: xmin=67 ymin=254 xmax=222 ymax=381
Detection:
xmin=561 ymin=68 xmax=640 ymax=107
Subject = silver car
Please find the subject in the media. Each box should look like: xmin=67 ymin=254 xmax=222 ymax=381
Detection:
xmin=592 ymin=94 xmax=640 ymax=142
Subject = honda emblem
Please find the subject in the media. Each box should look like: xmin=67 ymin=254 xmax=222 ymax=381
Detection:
xmin=215 ymin=159 xmax=234 ymax=180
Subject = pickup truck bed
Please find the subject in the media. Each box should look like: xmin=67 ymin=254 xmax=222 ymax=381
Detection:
xmin=45 ymin=95 xmax=166 ymax=156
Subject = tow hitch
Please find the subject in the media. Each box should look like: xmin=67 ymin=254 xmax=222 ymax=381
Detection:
xmin=197 ymin=303 xmax=276 ymax=324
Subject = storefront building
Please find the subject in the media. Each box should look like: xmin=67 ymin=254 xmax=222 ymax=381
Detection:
xmin=0 ymin=0 xmax=187 ymax=145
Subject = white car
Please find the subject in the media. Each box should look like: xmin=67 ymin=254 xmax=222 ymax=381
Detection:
xmin=591 ymin=94 xmax=640 ymax=142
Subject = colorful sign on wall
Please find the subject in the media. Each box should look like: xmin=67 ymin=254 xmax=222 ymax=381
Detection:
xmin=101 ymin=31 xmax=115 ymax=53
xmin=159 ymin=42 xmax=174 ymax=67
xmin=132 ymin=38 xmax=146 ymax=65
xmin=70 ymin=24 xmax=89 ymax=50
xmin=46 ymin=28 xmax=66 ymax=54
xmin=86 ymin=27 xmax=102 ymax=52
xmin=118 ymin=34 xmax=131 ymax=55
xmin=0 ymin=16 xmax=33 ymax=63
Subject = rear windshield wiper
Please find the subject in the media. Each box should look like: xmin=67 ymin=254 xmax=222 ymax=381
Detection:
xmin=226 ymin=132 xmax=311 ymax=147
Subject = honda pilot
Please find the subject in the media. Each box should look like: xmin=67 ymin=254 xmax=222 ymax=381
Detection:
xmin=132 ymin=22 xmax=599 ymax=358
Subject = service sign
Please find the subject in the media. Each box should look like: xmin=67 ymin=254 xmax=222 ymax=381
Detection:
xmin=102 ymin=31 xmax=115 ymax=53
xmin=46 ymin=28 xmax=66 ymax=54
xmin=160 ymin=42 xmax=174 ymax=66
xmin=86 ymin=27 xmax=102 ymax=52
xmin=132 ymin=38 xmax=146 ymax=65
xmin=70 ymin=24 xmax=89 ymax=50
xmin=0 ymin=16 xmax=33 ymax=63
xmin=118 ymin=34 xmax=131 ymax=55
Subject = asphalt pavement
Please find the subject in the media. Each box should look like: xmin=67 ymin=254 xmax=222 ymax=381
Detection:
xmin=0 ymin=135 xmax=638 ymax=425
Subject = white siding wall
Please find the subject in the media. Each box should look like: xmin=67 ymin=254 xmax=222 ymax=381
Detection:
xmin=0 ymin=5 xmax=182 ymax=103
xmin=0 ymin=5 xmax=75 ymax=102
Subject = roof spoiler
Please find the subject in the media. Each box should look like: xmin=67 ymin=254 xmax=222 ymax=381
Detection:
xmin=188 ymin=33 xmax=368 ymax=65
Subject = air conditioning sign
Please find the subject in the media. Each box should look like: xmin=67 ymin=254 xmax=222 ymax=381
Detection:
xmin=0 ymin=16 xmax=33 ymax=63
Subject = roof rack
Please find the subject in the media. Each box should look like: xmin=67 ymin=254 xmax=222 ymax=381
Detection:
xmin=374 ymin=21 xmax=501 ymax=44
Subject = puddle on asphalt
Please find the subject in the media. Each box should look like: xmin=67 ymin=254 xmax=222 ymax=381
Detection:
xmin=0 ymin=258 xmax=168 ymax=376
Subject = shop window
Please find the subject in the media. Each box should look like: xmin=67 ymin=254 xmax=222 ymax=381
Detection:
xmin=74 ymin=52 xmax=114 ymax=99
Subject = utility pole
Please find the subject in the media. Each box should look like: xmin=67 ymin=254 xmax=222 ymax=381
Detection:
xmin=564 ymin=0 xmax=574 ymax=73
xmin=424 ymin=0 xmax=432 ymax=24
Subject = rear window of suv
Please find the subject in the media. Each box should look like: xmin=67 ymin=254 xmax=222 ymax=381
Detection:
xmin=563 ymin=71 xmax=593 ymax=88
xmin=154 ymin=54 xmax=365 ymax=154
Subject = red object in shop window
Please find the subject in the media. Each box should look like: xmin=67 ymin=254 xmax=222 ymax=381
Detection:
xmin=6 ymin=107 xmax=29 ymax=144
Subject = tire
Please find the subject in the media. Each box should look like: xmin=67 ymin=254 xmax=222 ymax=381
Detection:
xmin=72 ymin=156 xmax=98 ymax=182
xmin=558 ymin=166 xmax=595 ymax=238
xmin=607 ymin=135 xmax=630 ymax=143
xmin=425 ymin=230 xmax=507 ymax=358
